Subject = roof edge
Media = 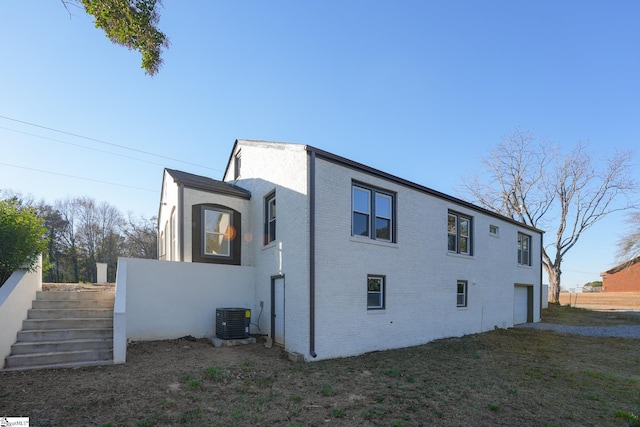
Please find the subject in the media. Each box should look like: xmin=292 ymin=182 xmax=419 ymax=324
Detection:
xmin=304 ymin=145 xmax=544 ymax=234
xmin=602 ymin=255 xmax=640 ymax=275
xmin=164 ymin=168 xmax=251 ymax=199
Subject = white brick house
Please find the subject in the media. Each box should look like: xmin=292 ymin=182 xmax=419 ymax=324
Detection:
xmin=158 ymin=140 xmax=543 ymax=361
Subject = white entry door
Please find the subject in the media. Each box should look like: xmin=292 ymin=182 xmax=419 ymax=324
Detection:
xmin=272 ymin=277 xmax=285 ymax=345
xmin=513 ymin=285 xmax=530 ymax=325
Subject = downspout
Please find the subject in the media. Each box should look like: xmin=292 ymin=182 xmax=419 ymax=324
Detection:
xmin=178 ymin=183 xmax=185 ymax=262
xmin=539 ymin=232 xmax=543 ymax=320
xmin=309 ymin=150 xmax=317 ymax=358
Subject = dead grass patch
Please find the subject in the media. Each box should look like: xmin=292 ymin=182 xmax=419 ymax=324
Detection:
xmin=543 ymin=303 xmax=640 ymax=326
xmin=1 ymin=308 xmax=639 ymax=426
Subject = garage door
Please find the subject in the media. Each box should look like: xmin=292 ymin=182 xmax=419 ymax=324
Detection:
xmin=513 ymin=285 xmax=529 ymax=324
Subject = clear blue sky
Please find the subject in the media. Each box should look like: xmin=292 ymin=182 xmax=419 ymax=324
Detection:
xmin=1 ymin=1 xmax=639 ymax=289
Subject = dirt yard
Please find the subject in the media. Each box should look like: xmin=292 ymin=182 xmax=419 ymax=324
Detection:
xmin=1 ymin=307 xmax=639 ymax=427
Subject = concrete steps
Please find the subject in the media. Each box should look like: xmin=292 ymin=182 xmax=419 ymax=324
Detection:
xmin=3 ymin=290 xmax=115 ymax=371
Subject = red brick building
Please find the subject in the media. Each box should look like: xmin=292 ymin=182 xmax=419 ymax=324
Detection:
xmin=601 ymin=257 xmax=640 ymax=292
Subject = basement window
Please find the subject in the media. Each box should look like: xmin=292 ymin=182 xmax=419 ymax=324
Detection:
xmin=367 ymin=275 xmax=385 ymax=310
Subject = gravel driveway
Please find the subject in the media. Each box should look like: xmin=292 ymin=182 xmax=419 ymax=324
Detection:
xmin=516 ymin=323 xmax=640 ymax=338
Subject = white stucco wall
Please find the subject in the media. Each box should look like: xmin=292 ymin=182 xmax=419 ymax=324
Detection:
xmin=310 ymin=157 xmax=542 ymax=360
xmin=225 ymin=141 xmax=311 ymax=356
xmin=158 ymin=170 xmax=179 ymax=260
xmin=113 ymin=257 xmax=255 ymax=362
xmin=0 ymin=259 xmax=42 ymax=368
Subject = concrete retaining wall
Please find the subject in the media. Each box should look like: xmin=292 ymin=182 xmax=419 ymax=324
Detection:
xmin=0 ymin=257 xmax=42 ymax=368
xmin=113 ymin=257 xmax=255 ymax=363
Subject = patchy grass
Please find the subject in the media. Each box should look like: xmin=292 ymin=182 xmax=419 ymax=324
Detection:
xmin=1 ymin=308 xmax=639 ymax=426
xmin=543 ymin=303 xmax=640 ymax=326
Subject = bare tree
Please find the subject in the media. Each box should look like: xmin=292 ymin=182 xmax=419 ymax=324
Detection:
xmin=55 ymin=197 xmax=81 ymax=282
xmin=617 ymin=211 xmax=640 ymax=262
xmin=461 ymin=129 xmax=637 ymax=303
xmin=96 ymin=202 xmax=125 ymax=282
xmin=123 ymin=214 xmax=157 ymax=259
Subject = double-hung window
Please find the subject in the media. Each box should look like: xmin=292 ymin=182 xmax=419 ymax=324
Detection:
xmin=264 ymin=192 xmax=276 ymax=245
xmin=192 ymin=204 xmax=241 ymax=265
xmin=204 ymin=208 xmax=232 ymax=256
xmin=517 ymin=232 xmax=531 ymax=266
xmin=367 ymin=275 xmax=385 ymax=309
xmin=457 ymin=280 xmax=468 ymax=307
xmin=352 ymin=184 xmax=395 ymax=242
xmin=448 ymin=211 xmax=472 ymax=255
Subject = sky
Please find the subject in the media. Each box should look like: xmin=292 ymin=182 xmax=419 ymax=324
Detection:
xmin=1 ymin=1 xmax=639 ymax=289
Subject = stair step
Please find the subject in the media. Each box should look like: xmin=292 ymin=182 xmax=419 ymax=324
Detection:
xmin=4 ymin=290 xmax=116 ymax=371
xmin=10 ymin=339 xmax=113 ymax=355
xmin=32 ymin=299 xmax=114 ymax=309
xmin=4 ymin=349 xmax=113 ymax=369
xmin=36 ymin=291 xmax=115 ymax=301
xmin=17 ymin=328 xmax=113 ymax=342
xmin=2 ymin=359 xmax=114 ymax=371
xmin=27 ymin=308 xmax=114 ymax=319
xmin=23 ymin=318 xmax=113 ymax=330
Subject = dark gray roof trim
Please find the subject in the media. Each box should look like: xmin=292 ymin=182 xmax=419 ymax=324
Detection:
xmin=602 ymin=256 xmax=640 ymax=275
xmin=305 ymin=146 xmax=543 ymax=234
xmin=165 ymin=168 xmax=251 ymax=199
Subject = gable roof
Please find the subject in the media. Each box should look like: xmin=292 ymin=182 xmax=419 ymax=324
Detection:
xmin=225 ymin=140 xmax=542 ymax=234
xmin=601 ymin=256 xmax=640 ymax=276
xmin=164 ymin=168 xmax=251 ymax=199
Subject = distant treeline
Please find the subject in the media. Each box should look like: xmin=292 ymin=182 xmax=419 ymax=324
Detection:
xmin=3 ymin=191 xmax=156 ymax=283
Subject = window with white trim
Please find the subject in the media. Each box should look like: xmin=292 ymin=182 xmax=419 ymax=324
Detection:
xmin=204 ymin=208 xmax=232 ymax=256
xmin=192 ymin=204 xmax=241 ymax=265
xmin=457 ymin=280 xmax=468 ymax=307
xmin=367 ymin=275 xmax=385 ymax=309
xmin=448 ymin=211 xmax=472 ymax=255
xmin=517 ymin=232 xmax=532 ymax=266
xmin=264 ymin=192 xmax=276 ymax=245
xmin=352 ymin=184 xmax=395 ymax=242
xmin=489 ymin=225 xmax=499 ymax=236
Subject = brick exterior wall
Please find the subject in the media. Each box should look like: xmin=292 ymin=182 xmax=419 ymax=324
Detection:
xmin=310 ymin=156 xmax=542 ymax=360
xmin=602 ymin=261 xmax=640 ymax=292
xmin=160 ymin=141 xmax=543 ymax=362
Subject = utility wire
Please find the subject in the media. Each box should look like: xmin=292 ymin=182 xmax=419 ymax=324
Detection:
xmin=0 ymin=115 xmax=224 ymax=173
xmin=0 ymin=162 xmax=158 ymax=193
xmin=0 ymin=126 xmax=168 ymax=168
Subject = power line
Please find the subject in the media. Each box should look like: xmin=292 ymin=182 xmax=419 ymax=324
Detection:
xmin=0 ymin=126 xmax=168 ymax=168
xmin=0 ymin=115 xmax=224 ymax=173
xmin=0 ymin=161 xmax=158 ymax=193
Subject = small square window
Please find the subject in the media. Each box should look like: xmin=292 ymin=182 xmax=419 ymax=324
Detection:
xmin=489 ymin=225 xmax=499 ymax=235
xmin=457 ymin=280 xmax=468 ymax=307
xmin=367 ymin=275 xmax=385 ymax=310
